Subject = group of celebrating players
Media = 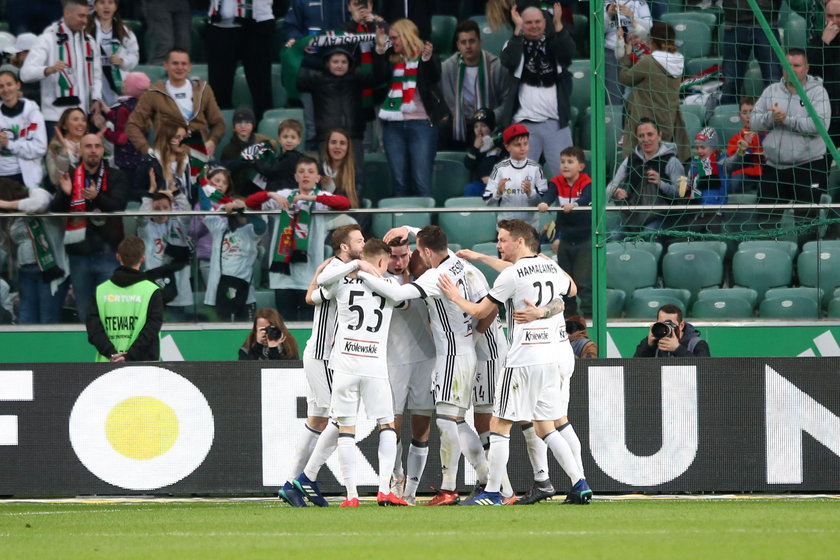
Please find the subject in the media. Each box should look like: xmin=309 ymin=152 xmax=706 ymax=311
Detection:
xmin=275 ymin=219 xmax=593 ymax=507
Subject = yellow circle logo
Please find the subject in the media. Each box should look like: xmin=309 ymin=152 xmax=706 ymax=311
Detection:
xmin=105 ymin=396 xmax=179 ymax=460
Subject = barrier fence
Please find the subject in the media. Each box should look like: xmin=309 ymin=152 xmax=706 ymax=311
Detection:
xmin=1 ymin=358 xmax=837 ymax=497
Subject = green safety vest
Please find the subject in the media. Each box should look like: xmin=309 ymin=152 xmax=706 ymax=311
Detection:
xmin=94 ymin=279 xmax=160 ymax=362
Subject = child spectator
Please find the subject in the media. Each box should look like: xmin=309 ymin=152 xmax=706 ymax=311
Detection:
xmin=103 ymin=71 xmax=149 ymax=177
xmin=483 ymin=123 xmax=547 ymax=230
xmin=137 ymin=187 xmax=193 ymax=321
xmin=189 ymin=166 xmax=236 ymax=287
xmin=87 ymin=0 xmax=140 ymax=107
xmin=220 ymin=106 xmax=276 ymax=197
xmin=464 ymin=108 xmax=503 ymax=197
xmin=241 ymin=119 xmax=304 ymax=193
xmin=245 ymin=156 xmax=351 ymax=322
xmin=538 ymin=146 xmax=593 ymax=315
xmin=203 ymin=196 xmax=267 ymax=322
xmin=725 ymin=96 xmax=765 ymax=194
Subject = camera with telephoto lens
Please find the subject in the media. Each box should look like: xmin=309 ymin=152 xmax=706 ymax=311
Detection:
xmin=651 ymin=319 xmax=678 ymax=340
xmin=264 ymin=325 xmax=282 ymax=341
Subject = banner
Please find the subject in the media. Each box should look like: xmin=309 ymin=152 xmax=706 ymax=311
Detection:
xmin=0 ymin=359 xmax=838 ymax=496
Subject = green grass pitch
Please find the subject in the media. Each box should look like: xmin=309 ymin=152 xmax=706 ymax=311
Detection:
xmin=1 ymin=497 xmax=838 ymax=559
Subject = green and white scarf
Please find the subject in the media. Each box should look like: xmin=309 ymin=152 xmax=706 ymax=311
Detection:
xmin=378 ymin=57 xmax=419 ymax=121
xmin=453 ymin=51 xmax=494 ymax=142
xmin=270 ymin=188 xmax=319 ymax=274
xmin=24 ymin=218 xmax=64 ymax=282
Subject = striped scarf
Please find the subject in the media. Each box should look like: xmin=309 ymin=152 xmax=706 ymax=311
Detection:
xmin=453 ymin=51 xmax=494 ymax=142
xmin=182 ymin=134 xmax=209 ymax=189
xmin=208 ymin=0 xmax=253 ymax=22
xmin=65 ymin=162 xmax=108 ymax=245
xmin=270 ymin=189 xmax=319 ymax=274
xmin=378 ymin=58 xmax=419 ymax=121
xmin=55 ymin=21 xmax=95 ymax=106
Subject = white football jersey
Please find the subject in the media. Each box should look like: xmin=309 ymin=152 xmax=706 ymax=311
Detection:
xmin=463 ymin=261 xmax=507 ymax=361
xmin=303 ymin=257 xmax=348 ymax=361
xmin=328 ymin=276 xmax=398 ymax=379
xmin=488 ymin=255 xmax=571 ymax=367
xmin=385 ymin=272 xmax=435 ymax=366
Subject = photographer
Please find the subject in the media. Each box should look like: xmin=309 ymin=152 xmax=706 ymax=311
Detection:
xmin=633 ymin=304 xmax=710 ymax=358
xmin=238 ymin=308 xmax=300 ymax=361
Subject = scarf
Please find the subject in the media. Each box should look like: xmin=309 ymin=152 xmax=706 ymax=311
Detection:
xmin=96 ymin=20 xmax=123 ymax=94
xmin=689 ymin=154 xmax=719 ymax=197
xmin=355 ymin=25 xmax=376 ymax=109
xmin=197 ymin=170 xmax=234 ymax=211
xmin=270 ymin=188 xmax=319 ymax=274
xmin=521 ymin=36 xmax=557 ymax=87
xmin=240 ymin=140 xmax=273 ymax=189
xmin=65 ymin=162 xmax=108 ymax=245
xmin=24 ymin=218 xmax=64 ymax=282
xmin=378 ymin=57 xmax=419 ymax=121
xmin=208 ymin=0 xmax=253 ymax=23
xmin=182 ymin=134 xmax=209 ymax=189
xmin=453 ymin=51 xmax=494 ymax=141
xmin=681 ymin=64 xmax=721 ymax=92
xmin=54 ymin=21 xmax=95 ymax=106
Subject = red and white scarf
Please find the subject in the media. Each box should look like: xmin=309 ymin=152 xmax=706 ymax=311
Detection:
xmin=378 ymin=57 xmax=419 ymax=121
xmin=65 ymin=163 xmax=108 ymax=245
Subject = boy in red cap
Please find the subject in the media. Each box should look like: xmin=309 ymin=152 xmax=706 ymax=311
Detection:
xmin=482 ymin=123 xmax=547 ymax=230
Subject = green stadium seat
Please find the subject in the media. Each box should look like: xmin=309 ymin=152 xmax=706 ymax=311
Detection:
xmin=134 ymin=64 xmax=166 ymax=83
xmin=697 ymin=287 xmax=759 ymax=308
xmin=759 ymin=287 xmax=821 ymax=319
xmin=625 ymin=291 xmax=686 ymax=319
xmin=361 ymin=153 xmax=393 ymax=205
xmin=432 ymin=158 xmax=471 ymax=206
xmin=732 ymin=246 xmax=793 ymax=299
xmin=579 ymin=106 xmax=622 ymax=175
xmin=469 ymin=16 xmax=511 ymax=58
xmin=662 ymin=247 xmax=724 ymax=303
xmin=738 ymin=240 xmax=798 ymax=261
xmin=667 ymin=240 xmax=727 ymax=260
xmin=708 ymin=113 xmax=744 ymax=147
xmin=712 ymin=103 xmax=741 ymax=120
xmin=796 ymin=248 xmax=840 ymax=306
xmin=438 ymin=197 xmax=498 ymax=249
xmin=681 ymin=103 xmax=707 ymax=127
xmin=232 ymin=64 xmax=288 ymax=109
xmin=431 ymin=15 xmax=457 ymax=58
xmin=607 ymin=240 xmax=664 ymax=263
xmin=273 ymin=18 xmax=286 ymax=63
xmin=255 ymin=289 xmax=274 ymax=311
xmin=682 ymin=111 xmax=703 ymax=147
xmin=122 ymin=201 xmax=141 ymax=237
xmin=661 ymin=11 xmax=717 ymax=29
xmin=783 ymin=13 xmax=807 ymax=50
xmin=827 ymin=296 xmax=840 ymax=317
xmin=569 ymin=59 xmax=591 ymax=118
xmin=671 ymin=21 xmax=712 ymax=59
xmin=606 ymin=288 xmax=626 ymax=318
xmin=684 ymin=56 xmax=722 ymax=77
xmin=189 ymin=63 xmax=209 ymax=83
xmin=632 ymin=287 xmax=692 ymax=307
xmin=258 ymin=108 xmax=305 ymax=138
xmin=471 ymin=242 xmax=501 ymax=286
xmin=435 ymin=151 xmax=466 ymax=164
xmin=691 ymin=296 xmax=755 ymax=319
xmin=743 ymin=65 xmax=765 ymax=97
xmin=606 ymin=248 xmax=658 ymax=300
xmin=371 ymin=197 xmax=435 ymax=239
xmin=572 ymin=14 xmax=589 ymax=58
xmin=802 ymin=240 xmax=840 ymax=252
xmin=721 ymin=193 xmax=759 ymax=234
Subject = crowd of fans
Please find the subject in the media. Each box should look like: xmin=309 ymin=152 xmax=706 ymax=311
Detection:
xmin=0 ymin=0 xmax=837 ymax=325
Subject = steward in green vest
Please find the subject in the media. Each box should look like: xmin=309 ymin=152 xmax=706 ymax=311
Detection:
xmin=86 ymin=236 xmax=164 ymax=362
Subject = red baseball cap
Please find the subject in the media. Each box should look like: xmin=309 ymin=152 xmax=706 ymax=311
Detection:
xmin=502 ymin=123 xmax=529 ymax=144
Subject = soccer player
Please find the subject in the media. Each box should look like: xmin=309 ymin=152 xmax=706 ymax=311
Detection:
xmin=296 ymin=239 xmax=408 ymax=507
xmin=278 ymin=224 xmax=365 ymax=507
xmin=384 ymin=239 xmax=436 ymax=506
xmin=438 ymin=219 xmax=593 ymax=506
xmin=359 ymin=225 xmax=491 ymax=505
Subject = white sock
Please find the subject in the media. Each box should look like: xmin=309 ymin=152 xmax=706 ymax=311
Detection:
xmin=558 ymin=423 xmax=585 ymax=479
xmin=485 ymin=433 xmax=510 ymax=493
xmin=287 ymin=423 xmax=321 ymax=481
xmin=501 ymin=472 xmax=514 ymax=498
xmin=458 ymin=421 xmax=489 ymax=484
xmin=436 ymin=417 xmax=461 ymax=491
xmin=404 ymin=440 xmax=429 ymax=498
xmin=392 ymin=438 xmax=404 ymax=479
xmin=378 ymin=428 xmax=398 ymax=495
xmin=522 ymin=423 xmax=550 ymax=483
xmin=337 ymin=434 xmax=358 ymax=500
xmin=303 ymin=421 xmax=339 ymax=481
xmin=544 ymin=430 xmax=583 ymax=484
xmin=479 ymin=431 xmax=491 ymax=451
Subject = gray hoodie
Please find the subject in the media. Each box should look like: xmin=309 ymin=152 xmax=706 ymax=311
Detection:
xmin=750 ymin=74 xmax=830 ymax=168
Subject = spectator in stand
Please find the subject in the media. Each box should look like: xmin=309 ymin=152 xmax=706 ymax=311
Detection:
xmin=380 ymin=0 xmax=432 ymax=40
xmin=0 ymin=70 xmax=47 ymax=189
xmin=103 ymin=71 xmax=149 ymax=178
xmin=6 ymin=0 xmax=62 ymax=36
xmin=46 ymin=107 xmax=88 ymax=191
xmin=0 ymin=178 xmax=69 ymax=324
xmin=20 ymin=0 xmax=106 ymax=140
xmin=240 ymin=119 xmax=304 ymax=193
xmin=343 ymin=0 xmax=386 ymax=142
xmin=500 ymin=3 xmax=576 ymax=179
xmin=189 ymin=166 xmax=236 ymax=287
xmin=245 ymin=156 xmax=350 ymax=321
xmin=720 ymin=1 xmax=784 ymax=105
xmin=238 ymin=307 xmax=300 ymax=360
xmin=607 ymin=118 xmax=685 ymax=238
xmin=50 ymin=133 xmax=129 ymax=322
xmin=1 ymin=33 xmax=41 ymax=101
xmin=750 ymin=48 xmax=830 ymax=236
xmin=619 ymin=21 xmax=690 ymax=162
xmin=132 ymin=120 xmax=192 ymax=203
xmin=440 ymin=19 xmax=514 ymax=150
xmin=808 ymin=0 xmax=840 ymax=149
xmin=375 ymin=20 xmax=448 ymax=198
xmin=726 ymin=96 xmax=765 ymax=194
xmin=319 ymin=128 xmax=367 ymax=233
xmin=486 ymin=0 xmax=576 ymax=34
xmin=604 ymin=0 xmax=652 ymax=106
xmin=219 ymin=106 xmax=276 ymax=197
xmin=141 ymin=0 xmax=190 ymax=65
xmin=463 ymin=107 xmax=504 ymax=196
xmin=565 ymin=315 xmax=597 ymax=359
xmin=296 ymin=45 xmax=387 ymax=165
xmin=206 ymin=0 xmax=275 ymax=121
xmin=87 ymin=0 xmax=139 ymax=107
xmin=126 ymin=48 xmax=226 ymax=171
